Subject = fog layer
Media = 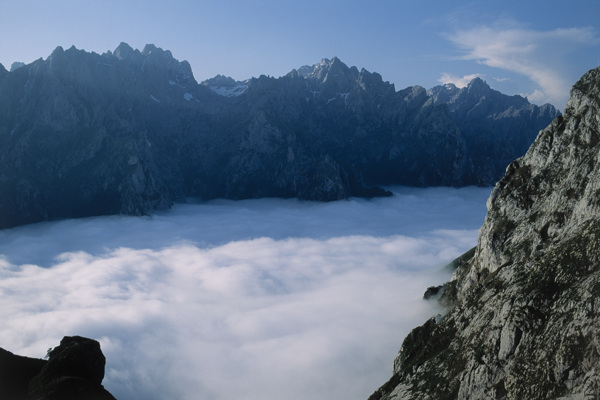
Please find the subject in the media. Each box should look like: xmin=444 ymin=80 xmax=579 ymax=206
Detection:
xmin=0 ymin=186 xmax=490 ymax=400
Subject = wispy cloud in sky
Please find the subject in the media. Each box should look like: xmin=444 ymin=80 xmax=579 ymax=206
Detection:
xmin=0 ymin=187 xmax=491 ymax=400
xmin=446 ymin=25 xmax=599 ymax=107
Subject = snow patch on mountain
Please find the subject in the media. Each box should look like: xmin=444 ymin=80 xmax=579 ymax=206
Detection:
xmin=201 ymin=75 xmax=249 ymax=97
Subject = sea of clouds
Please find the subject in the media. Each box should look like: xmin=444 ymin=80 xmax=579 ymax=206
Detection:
xmin=0 ymin=186 xmax=491 ymax=400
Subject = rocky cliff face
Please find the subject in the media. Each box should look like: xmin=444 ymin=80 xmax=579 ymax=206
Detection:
xmin=0 ymin=44 xmax=558 ymax=229
xmin=370 ymin=67 xmax=600 ymax=399
xmin=0 ymin=336 xmax=116 ymax=399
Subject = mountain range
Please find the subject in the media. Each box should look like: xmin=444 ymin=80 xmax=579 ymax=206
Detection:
xmin=2 ymin=43 xmax=598 ymax=400
xmin=0 ymin=43 xmax=558 ymax=228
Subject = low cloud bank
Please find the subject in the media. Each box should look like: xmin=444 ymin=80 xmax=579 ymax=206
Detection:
xmin=0 ymin=187 xmax=490 ymax=400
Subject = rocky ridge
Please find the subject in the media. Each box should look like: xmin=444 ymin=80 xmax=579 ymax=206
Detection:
xmin=370 ymin=67 xmax=600 ymax=399
xmin=429 ymin=79 xmax=560 ymax=184
xmin=0 ymin=336 xmax=116 ymax=399
xmin=0 ymin=44 xmax=558 ymax=229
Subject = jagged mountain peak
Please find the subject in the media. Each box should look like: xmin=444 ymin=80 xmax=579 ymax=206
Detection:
xmin=296 ymin=57 xmax=357 ymax=81
xmin=142 ymin=43 xmax=159 ymax=55
xmin=428 ymin=76 xmax=554 ymax=120
xmin=141 ymin=43 xmax=175 ymax=61
xmin=466 ymin=76 xmax=489 ymax=90
xmin=46 ymin=45 xmax=65 ymax=63
xmin=463 ymin=77 xmax=503 ymax=101
xmin=463 ymin=77 xmax=528 ymax=106
xmin=202 ymin=74 xmax=248 ymax=97
xmin=356 ymin=68 xmax=389 ymax=92
xmin=10 ymin=62 xmax=25 ymax=72
xmin=315 ymin=57 xmax=352 ymax=77
xmin=294 ymin=57 xmax=364 ymax=96
xmin=203 ymin=74 xmax=238 ymax=86
xmin=114 ymin=42 xmax=175 ymax=63
xmin=114 ymin=41 xmax=137 ymax=60
xmin=318 ymin=56 xmax=343 ymax=68
xmin=428 ymin=77 xmax=493 ymax=100
xmin=294 ymin=65 xmax=312 ymax=78
xmin=111 ymin=42 xmax=196 ymax=85
xmin=44 ymin=45 xmax=84 ymax=71
xmin=46 ymin=44 xmax=102 ymax=64
xmin=309 ymin=56 xmax=344 ymax=70
xmin=52 ymin=45 xmax=65 ymax=54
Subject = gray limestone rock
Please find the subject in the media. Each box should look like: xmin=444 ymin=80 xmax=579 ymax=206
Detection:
xmin=370 ymin=66 xmax=600 ymax=400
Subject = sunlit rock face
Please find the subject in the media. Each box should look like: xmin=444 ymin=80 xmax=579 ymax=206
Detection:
xmin=0 ymin=44 xmax=557 ymax=229
xmin=370 ymin=66 xmax=600 ymax=399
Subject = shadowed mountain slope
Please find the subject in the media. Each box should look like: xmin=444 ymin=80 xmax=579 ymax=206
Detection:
xmin=0 ymin=44 xmax=558 ymax=228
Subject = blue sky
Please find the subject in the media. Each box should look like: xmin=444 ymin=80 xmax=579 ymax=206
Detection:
xmin=1 ymin=0 xmax=599 ymax=108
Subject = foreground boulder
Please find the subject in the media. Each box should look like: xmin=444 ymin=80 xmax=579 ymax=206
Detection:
xmin=0 ymin=336 xmax=116 ymax=400
xmin=369 ymin=66 xmax=600 ymax=399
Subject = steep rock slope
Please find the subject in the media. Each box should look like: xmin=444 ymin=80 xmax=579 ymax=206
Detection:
xmin=0 ymin=43 xmax=225 ymax=227
xmin=0 ymin=45 xmax=558 ymax=228
xmin=370 ymin=67 xmax=600 ymax=399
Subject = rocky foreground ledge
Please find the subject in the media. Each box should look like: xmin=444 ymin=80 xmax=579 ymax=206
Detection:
xmin=369 ymin=66 xmax=600 ymax=399
xmin=0 ymin=336 xmax=116 ymax=400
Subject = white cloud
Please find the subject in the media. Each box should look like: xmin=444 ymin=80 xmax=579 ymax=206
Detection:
xmin=447 ymin=25 xmax=600 ymax=107
xmin=0 ymin=187 xmax=491 ymax=400
xmin=438 ymin=72 xmax=483 ymax=88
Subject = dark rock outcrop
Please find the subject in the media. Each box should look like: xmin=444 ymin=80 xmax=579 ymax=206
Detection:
xmin=0 ymin=348 xmax=46 ymax=399
xmin=0 ymin=44 xmax=558 ymax=229
xmin=0 ymin=336 xmax=116 ymax=400
xmin=370 ymin=66 xmax=600 ymax=399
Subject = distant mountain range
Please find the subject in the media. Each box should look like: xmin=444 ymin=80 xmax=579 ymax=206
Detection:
xmin=0 ymin=43 xmax=559 ymax=228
